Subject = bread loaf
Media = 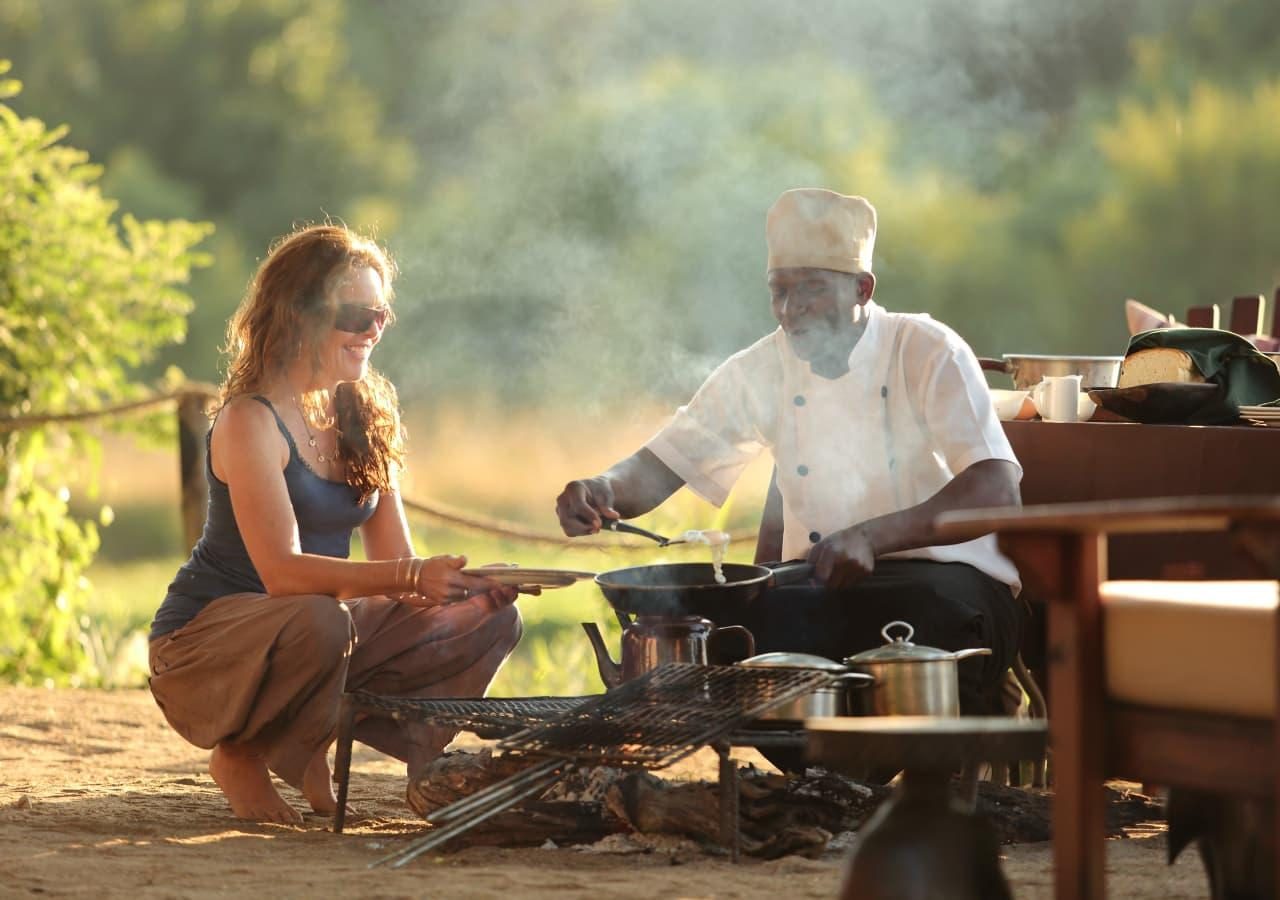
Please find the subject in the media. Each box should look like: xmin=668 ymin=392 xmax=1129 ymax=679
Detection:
xmin=1116 ymin=348 xmax=1205 ymax=388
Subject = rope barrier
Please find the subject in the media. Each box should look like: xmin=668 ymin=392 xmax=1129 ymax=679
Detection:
xmin=399 ymin=495 xmax=757 ymax=550
xmin=1 ymin=388 xmax=759 ymax=550
xmin=0 ymin=385 xmax=218 ymax=432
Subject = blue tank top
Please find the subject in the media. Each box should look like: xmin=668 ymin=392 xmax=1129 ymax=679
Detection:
xmin=150 ymin=396 xmax=378 ymax=639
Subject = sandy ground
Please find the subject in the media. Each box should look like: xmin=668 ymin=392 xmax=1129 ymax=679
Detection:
xmin=0 ymin=687 xmax=1212 ymax=899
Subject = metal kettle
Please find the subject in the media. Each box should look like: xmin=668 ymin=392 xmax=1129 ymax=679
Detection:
xmin=582 ymin=616 xmax=755 ymax=689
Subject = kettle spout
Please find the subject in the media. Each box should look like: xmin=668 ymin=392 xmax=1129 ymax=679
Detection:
xmin=581 ymin=622 xmax=622 ymax=689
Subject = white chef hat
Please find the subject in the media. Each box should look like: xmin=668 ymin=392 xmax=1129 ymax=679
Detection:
xmin=766 ymin=188 xmax=877 ymax=275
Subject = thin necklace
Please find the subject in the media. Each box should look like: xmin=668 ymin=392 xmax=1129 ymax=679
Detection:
xmin=292 ymin=393 xmax=329 ymax=464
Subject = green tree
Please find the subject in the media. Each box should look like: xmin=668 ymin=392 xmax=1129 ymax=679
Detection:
xmin=1062 ymin=78 xmax=1280 ymax=330
xmin=1 ymin=0 xmax=414 ymax=381
xmin=0 ymin=62 xmax=210 ymax=683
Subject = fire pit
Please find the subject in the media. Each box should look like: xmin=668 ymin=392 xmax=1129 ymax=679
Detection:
xmin=340 ymin=663 xmax=835 ymax=868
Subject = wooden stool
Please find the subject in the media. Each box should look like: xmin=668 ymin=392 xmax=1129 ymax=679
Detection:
xmin=807 ymin=716 xmax=1047 ymax=900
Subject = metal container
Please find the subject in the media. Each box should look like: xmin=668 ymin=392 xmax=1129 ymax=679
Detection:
xmin=581 ymin=616 xmax=755 ymax=689
xmin=844 ymin=621 xmax=991 ymax=717
xmin=737 ymin=651 xmax=873 ymax=721
xmin=979 ymin=354 xmax=1123 ymax=390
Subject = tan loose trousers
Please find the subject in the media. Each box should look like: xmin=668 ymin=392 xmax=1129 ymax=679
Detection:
xmin=149 ymin=592 xmax=522 ymax=788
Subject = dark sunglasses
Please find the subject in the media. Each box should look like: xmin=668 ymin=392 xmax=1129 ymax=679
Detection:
xmin=333 ymin=304 xmax=391 ymax=333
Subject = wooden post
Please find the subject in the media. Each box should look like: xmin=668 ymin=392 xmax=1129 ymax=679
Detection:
xmin=177 ymin=391 xmax=210 ymax=551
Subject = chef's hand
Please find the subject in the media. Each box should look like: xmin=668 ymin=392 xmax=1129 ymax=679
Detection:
xmin=556 ymin=476 xmax=619 ymax=536
xmin=809 ymin=526 xmax=877 ymax=589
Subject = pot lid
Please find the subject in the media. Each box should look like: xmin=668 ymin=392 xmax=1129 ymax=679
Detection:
xmin=738 ymin=651 xmax=846 ymax=672
xmin=843 ymin=620 xmax=954 ymax=664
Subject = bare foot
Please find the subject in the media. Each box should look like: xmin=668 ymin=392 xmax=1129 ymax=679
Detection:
xmin=299 ymin=747 xmax=364 ymax=821
xmin=301 ymin=748 xmax=341 ymax=816
xmin=209 ymin=744 xmax=302 ymax=825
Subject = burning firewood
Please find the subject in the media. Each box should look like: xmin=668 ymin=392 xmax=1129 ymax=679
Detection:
xmin=402 ymin=750 xmax=1165 ymax=857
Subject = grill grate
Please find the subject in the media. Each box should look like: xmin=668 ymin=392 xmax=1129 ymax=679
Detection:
xmin=343 ymin=691 xmax=594 ymax=739
xmin=497 ymin=662 xmax=833 ymax=768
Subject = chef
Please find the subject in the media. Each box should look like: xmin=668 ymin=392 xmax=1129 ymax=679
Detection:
xmin=555 ymin=188 xmax=1025 ymax=722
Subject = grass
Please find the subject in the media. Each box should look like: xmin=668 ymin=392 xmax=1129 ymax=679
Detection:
xmin=74 ymin=400 xmax=773 ymax=694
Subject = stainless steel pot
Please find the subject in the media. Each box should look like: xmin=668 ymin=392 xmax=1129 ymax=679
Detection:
xmin=843 ymin=621 xmax=991 ymax=717
xmin=979 ymin=354 xmax=1123 ymax=390
xmin=737 ymin=651 xmax=873 ymax=721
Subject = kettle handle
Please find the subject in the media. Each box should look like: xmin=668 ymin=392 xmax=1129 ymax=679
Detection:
xmin=709 ymin=624 xmax=756 ymax=663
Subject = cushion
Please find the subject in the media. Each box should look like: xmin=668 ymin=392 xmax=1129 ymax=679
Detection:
xmin=1101 ymin=580 xmax=1277 ymax=718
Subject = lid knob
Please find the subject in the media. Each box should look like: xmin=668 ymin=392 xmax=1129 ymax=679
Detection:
xmin=881 ymin=620 xmax=915 ymax=645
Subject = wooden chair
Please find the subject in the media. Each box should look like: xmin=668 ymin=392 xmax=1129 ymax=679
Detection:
xmin=1229 ymin=294 xmax=1268 ymax=338
xmin=937 ymin=495 xmax=1280 ymax=900
xmin=1184 ymin=304 xmax=1220 ymax=329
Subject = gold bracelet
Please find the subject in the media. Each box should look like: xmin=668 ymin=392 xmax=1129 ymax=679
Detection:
xmin=409 ymin=556 xmax=425 ymax=592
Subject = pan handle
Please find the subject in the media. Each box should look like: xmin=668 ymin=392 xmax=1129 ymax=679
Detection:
xmin=765 ymin=560 xmax=816 ymax=587
xmin=977 ymin=357 xmax=1011 ymax=373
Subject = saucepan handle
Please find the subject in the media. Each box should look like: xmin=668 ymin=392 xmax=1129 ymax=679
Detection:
xmin=951 ymin=647 xmax=994 ymax=662
xmin=976 ymin=357 xmax=1011 ymax=373
xmin=765 ymin=560 xmax=816 ymax=587
xmin=835 ymin=671 xmax=875 ymax=688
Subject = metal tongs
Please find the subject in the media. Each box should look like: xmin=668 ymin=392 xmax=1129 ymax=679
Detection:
xmin=601 ymin=519 xmax=686 ymax=547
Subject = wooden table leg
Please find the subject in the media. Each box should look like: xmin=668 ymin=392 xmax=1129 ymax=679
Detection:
xmin=1048 ymin=532 xmax=1108 ymax=900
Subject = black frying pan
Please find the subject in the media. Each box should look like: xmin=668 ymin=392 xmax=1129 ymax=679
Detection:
xmin=595 ymin=560 xmax=814 ymax=621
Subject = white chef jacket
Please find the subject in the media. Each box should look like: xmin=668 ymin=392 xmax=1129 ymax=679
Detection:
xmin=646 ymin=300 xmax=1022 ymax=592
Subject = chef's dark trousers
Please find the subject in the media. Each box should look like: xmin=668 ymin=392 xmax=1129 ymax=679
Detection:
xmin=718 ymin=559 xmax=1026 ymax=716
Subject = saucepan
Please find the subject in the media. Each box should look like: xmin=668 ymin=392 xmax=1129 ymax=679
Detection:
xmin=844 ymin=621 xmax=991 ymax=717
xmin=594 ymin=560 xmax=815 ymax=622
xmin=736 ymin=651 xmax=874 ymax=722
xmin=979 ymin=354 xmax=1122 ymax=391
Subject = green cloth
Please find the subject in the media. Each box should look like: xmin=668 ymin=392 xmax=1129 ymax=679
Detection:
xmin=1125 ymin=328 xmax=1280 ymax=423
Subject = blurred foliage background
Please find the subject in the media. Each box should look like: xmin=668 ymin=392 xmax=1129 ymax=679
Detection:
xmin=3 ymin=0 xmax=1280 ymax=690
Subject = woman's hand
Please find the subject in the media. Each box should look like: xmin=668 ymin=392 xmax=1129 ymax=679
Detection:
xmin=403 ymin=555 xmax=519 ymax=609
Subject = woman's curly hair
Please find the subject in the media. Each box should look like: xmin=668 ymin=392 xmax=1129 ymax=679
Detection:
xmin=219 ymin=224 xmax=404 ymax=503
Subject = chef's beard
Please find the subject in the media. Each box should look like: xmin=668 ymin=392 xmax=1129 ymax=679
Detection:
xmin=784 ymin=307 xmax=868 ymax=368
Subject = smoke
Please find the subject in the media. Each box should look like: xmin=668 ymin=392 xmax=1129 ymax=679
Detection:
xmin=377 ymin=0 xmax=1208 ymax=414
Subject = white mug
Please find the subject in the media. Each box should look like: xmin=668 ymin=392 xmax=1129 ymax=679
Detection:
xmin=1031 ymin=374 xmax=1084 ymax=423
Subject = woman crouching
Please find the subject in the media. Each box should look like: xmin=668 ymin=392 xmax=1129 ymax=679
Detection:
xmin=148 ymin=224 xmax=521 ymax=824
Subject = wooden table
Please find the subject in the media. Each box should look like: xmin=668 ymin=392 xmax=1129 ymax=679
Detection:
xmin=808 ymin=716 xmax=1048 ymax=900
xmin=1002 ymin=420 xmax=1280 ymax=709
xmin=1003 ymin=420 xmax=1280 ymax=580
